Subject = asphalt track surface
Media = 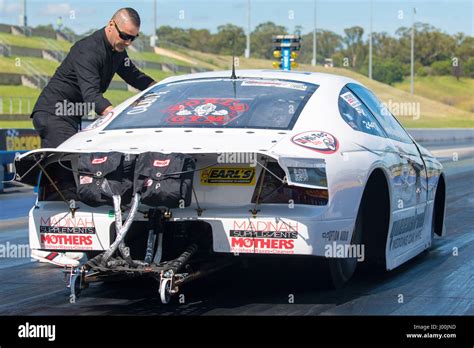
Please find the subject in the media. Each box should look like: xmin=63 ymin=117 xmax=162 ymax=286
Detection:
xmin=0 ymin=142 xmax=472 ymax=316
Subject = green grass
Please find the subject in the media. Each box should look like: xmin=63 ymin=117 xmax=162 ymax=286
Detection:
xmin=0 ymin=85 xmax=40 ymax=97
xmin=394 ymin=75 xmax=474 ymax=113
xmin=104 ymin=90 xmax=135 ymax=106
xmin=140 ymin=69 xmax=175 ymax=82
xmin=129 ymin=51 xmax=193 ymax=67
xmin=0 ymin=86 xmax=39 ymax=115
xmin=0 ymin=32 xmax=71 ymax=51
xmin=0 ymin=56 xmax=59 ymax=76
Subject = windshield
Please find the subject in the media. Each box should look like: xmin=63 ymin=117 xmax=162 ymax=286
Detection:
xmin=105 ymin=78 xmax=318 ymax=130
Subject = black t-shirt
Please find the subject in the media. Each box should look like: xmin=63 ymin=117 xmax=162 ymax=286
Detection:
xmin=32 ymin=28 xmax=154 ymax=119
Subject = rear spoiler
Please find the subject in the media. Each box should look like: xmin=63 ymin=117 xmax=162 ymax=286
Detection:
xmin=14 ymin=149 xmax=90 ymax=186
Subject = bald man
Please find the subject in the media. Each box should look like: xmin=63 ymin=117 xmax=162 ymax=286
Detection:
xmin=30 ymin=8 xmax=156 ymax=267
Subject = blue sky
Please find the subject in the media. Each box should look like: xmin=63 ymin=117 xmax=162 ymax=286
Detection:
xmin=0 ymin=0 xmax=472 ymax=37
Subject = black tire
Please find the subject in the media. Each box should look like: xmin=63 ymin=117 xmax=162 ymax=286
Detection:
xmin=328 ymin=203 xmax=364 ymax=288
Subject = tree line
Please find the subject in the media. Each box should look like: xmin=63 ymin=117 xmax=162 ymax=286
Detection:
xmin=155 ymin=22 xmax=474 ymax=85
xmin=32 ymin=22 xmax=473 ymax=85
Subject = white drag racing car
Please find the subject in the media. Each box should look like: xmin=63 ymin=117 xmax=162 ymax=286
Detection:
xmin=16 ymin=70 xmax=446 ymax=301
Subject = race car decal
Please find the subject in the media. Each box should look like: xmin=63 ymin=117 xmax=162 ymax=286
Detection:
xmin=340 ymin=91 xmax=366 ymax=116
xmin=228 ymin=220 xmax=299 ymax=254
xmin=40 ymin=234 xmax=94 ymax=250
xmin=153 ymin=159 xmax=170 ymax=167
xmin=200 ymin=167 xmax=256 ymax=185
xmin=39 ymin=216 xmax=96 ymax=234
xmin=241 ymin=79 xmax=307 ymax=91
xmin=291 ymin=130 xmax=339 ymax=154
xmin=82 ymin=111 xmax=114 ymax=131
xmin=165 ymin=98 xmax=249 ymax=125
xmin=38 ymin=216 xmax=97 ymax=250
xmin=79 ymin=175 xmax=93 ymax=185
xmin=126 ymin=91 xmax=169 ymax=115
xmin=91 ymin=156 xmax=107 ymax=164
xmin=389 ymin=210 xmax=426 ymax=250
xmin=322 ymin=230 xmax=349 ymax=242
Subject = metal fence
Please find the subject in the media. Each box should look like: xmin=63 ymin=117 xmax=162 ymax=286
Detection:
xmin=0 ymin=96 xmax=35 ymax=115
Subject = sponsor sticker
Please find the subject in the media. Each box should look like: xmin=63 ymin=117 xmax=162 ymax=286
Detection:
xmin=228 ymin=220 xmax=299 ymax=254
xmin=126 ymin=91 xmax=169 ymax=115
xmin=40 ymin=234 xmax=94 ymax=250
xmin=291 ymin=130 xmax=339 ymax=154
xmin=91 ymin=156 xmax=107 ymax=164
xmin=37 ymin=215 xmax=99 ymax=250
xmin=144 ymin=178 xmax=153 ymax=187
xmin=200 ymin=167 xmax=256 ymax=185
xmin=322 ymin=230 xmax=349 ymax=242
xmin=79 ymin=175 xmax=93 ymax=185
xmin=153 ymin=159 xmax=170 ymax=167
xmin=340 ymin=91 xmax=366 ymax=115
xmin=389 ymin=210 xmax=425 ymax=250
xmin=241 ymin=79 xmax=307 ymax=91
xmin=39 ymin=216 xmax=96 ymax=234
xmin=165 ymin=98 xmax=249 ymax=125
xmin=82 ymin=111 xmax=114 ymax=131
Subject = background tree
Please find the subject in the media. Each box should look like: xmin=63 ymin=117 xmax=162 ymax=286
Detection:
xmin=210 ymin=24 xmax=246 ymax=55
xmin=342 ymin=26 xmax=366 ymax=68
xmin=250 ymin=21 xmax=288 ymax=59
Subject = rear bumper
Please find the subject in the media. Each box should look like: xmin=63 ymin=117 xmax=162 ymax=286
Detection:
xmin=29 ymin=202 xmax=355 ymax=257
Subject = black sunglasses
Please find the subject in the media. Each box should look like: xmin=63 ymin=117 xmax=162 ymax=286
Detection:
xmin=113 ymin=20 xmax=139 ymax=42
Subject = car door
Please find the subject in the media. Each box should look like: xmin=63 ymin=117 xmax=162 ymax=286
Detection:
xmin=347 ymin=84 xmax=428 ymax=257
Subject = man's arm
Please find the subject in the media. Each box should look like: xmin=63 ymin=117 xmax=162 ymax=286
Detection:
xmin=117 ymin=53 xmax=156 ymax=91
xmin=72 ymin=46 xmax=113 ymax=115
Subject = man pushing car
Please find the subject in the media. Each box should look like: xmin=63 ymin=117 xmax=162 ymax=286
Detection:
xmin=30 ymin=7 xmax=156 ymax=266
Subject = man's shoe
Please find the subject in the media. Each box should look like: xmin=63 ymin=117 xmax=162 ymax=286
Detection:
xmin=64 ymin=252 xmax=85 ymax=261
xmin=31 ymin=250 xmax=80 ymax=267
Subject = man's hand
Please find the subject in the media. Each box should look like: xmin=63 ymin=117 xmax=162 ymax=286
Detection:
xmin=148 ymin=80 xmax=158 ymax=88
xmin=101 ymin=105 xmax=114 ymax=116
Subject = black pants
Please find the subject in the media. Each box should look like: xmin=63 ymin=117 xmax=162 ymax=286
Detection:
xmin=32 ymin=111 xmax=81 ymax=148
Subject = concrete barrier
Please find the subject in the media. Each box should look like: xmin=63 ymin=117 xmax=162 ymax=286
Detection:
xmin=10 ymin=45 xmax=43 ymax=58
xmin=0 ymin=73 xmax=22 ymax=85
xmin=0 ymin=24 xmax=11 ymax=33
xmin=407 ymin=128 xmax=474 ymax=142
xmin=31 ymin=28 xmax=57 ymax=39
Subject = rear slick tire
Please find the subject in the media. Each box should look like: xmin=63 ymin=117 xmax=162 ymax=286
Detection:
xmin=328 ymin=203 xmax=364 ymax=289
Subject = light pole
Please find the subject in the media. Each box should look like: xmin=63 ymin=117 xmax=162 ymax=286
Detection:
xmin=245 ymin=0 xmax=251 ymax=58
xmin=23 ymin=0 xmax=27 ymax=34
xmin=151 ymin=0 xmax=157 ymax=47
xmin=410 ymin=7 xmax=416 ymax=94
xmin=312 ymin=0 xmax=317 ymax=66
xmin=369 ymin=0 xmax=373 ymax=79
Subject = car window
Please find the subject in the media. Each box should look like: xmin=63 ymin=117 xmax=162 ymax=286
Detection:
xmin=347 ymin=83 xmax=413 ymax=144
xmin=105 ymin=78 xmax=318 ymax=130
xmin=338 ymin=86 xmax=385 ymax=137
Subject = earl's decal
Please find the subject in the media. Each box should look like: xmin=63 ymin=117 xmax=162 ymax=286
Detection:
xmin=200 ymin=167 xmax=256 ymax=185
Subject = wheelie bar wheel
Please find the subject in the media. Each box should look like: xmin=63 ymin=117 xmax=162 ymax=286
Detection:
xmin=159 ymin=270 xmax=177 ymax=304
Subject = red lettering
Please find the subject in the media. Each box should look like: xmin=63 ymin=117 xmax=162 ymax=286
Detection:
xmin=41 ymin=234 xmax=92 ymax=246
